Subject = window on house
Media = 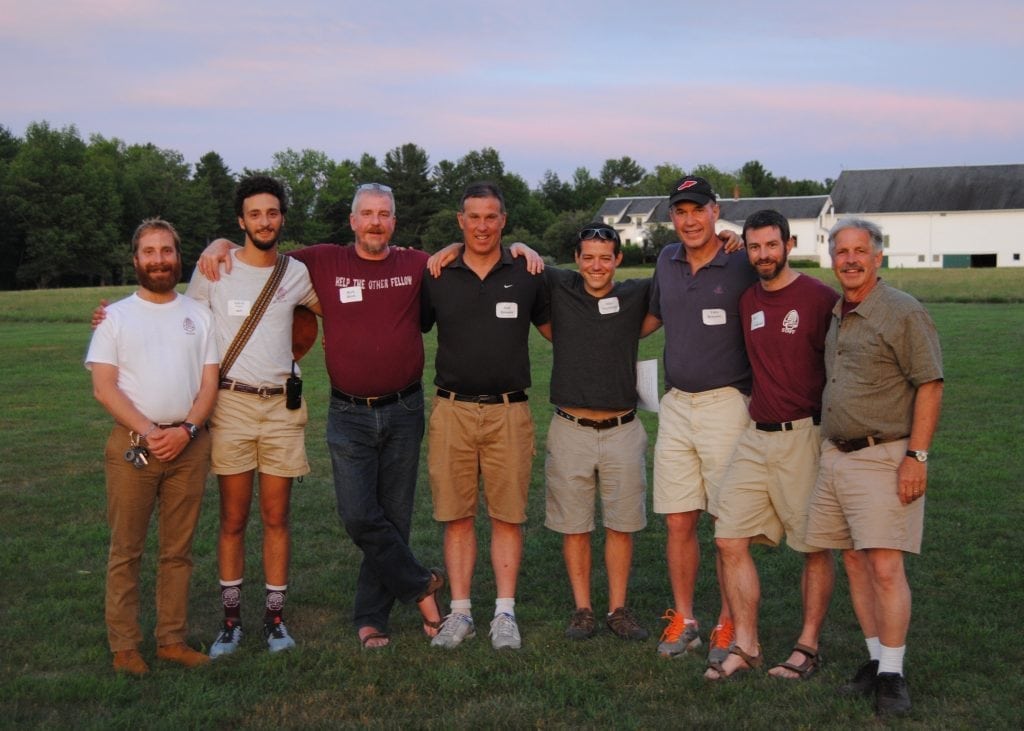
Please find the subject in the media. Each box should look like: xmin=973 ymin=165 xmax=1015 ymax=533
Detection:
xmin=918 ymin=255 xmax=925 ymax=262
xmin=1014 ymin=253 xmax=1021 ymax=261
xmin=883 ymin=235 xmax=890 ymax=249
xmin=933 ymin=255 xmax=940 ymax=262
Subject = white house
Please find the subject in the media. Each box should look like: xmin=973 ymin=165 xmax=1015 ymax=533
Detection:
xmin=829 ymin=164 xmax=1024 ymax=268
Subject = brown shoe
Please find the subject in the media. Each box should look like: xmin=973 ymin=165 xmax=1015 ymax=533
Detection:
xmin=606 ymin=607 xmax=649 ymax=641
xmin=112 ymin=649 xmax=149 ymax=676
xmin=157 ymin=642 xmax=211 ymax=668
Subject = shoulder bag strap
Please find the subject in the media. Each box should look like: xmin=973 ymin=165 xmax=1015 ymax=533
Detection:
xmin=219 ymin=254 xmax=289 ymax=379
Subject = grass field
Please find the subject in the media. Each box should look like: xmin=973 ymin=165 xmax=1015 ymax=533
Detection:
xmin=2 ymin=268 xmax=1023 ymax=728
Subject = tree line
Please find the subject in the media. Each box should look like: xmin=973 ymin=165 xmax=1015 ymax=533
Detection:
xmin=0 ymin=121 xmax=830 ymax=289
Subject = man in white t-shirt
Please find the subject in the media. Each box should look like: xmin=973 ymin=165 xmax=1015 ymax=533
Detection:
xmin=186 ymin=176 xmax=319 ymax=657
xmin=86 ymin=218 xmax=220 ymax=676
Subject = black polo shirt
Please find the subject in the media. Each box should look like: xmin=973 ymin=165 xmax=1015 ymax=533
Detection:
xmin=422 ymin=247 xmax=550 ymax=395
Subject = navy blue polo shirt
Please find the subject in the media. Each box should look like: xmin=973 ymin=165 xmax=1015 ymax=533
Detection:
xmin=649 ymin=242 xmax=757 ymax=394
xmin=422 ymin=247 xmax=550 ymax=395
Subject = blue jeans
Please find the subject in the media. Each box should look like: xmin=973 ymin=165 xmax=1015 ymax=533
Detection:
xmin=327 ymin=386 xmax=431 ymax=632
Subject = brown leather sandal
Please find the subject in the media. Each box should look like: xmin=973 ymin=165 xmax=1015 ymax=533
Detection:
xmin=770 ymin=642 xmax=821 ymax=680
xmin=705 ymin=643 xmax=763 ymax=681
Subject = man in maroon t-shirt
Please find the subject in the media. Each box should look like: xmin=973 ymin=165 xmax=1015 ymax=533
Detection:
xmin=705 ymin=209 xmax=839 ymax=681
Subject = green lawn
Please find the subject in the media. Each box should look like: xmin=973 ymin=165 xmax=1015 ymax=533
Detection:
xmin=2 ymin=274 xmax=1023 ymax=728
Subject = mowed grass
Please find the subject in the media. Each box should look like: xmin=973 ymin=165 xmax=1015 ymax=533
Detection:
xmin=1 ymin=268 xmax=1023 ymax=729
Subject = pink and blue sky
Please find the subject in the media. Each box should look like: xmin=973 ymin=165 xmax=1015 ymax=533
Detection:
xmin=3 ymin=0 xmax=1022 ymax=185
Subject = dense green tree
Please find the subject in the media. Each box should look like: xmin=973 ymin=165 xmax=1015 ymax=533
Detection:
xmin=599 ymin=156 xmax=646 ymax=192
xmin=193 ymin=151 xmax=237 ymax=240
xmin=383 ymin=143 xmax=437 ymax=248
xmin=314 ymin=159 xmax=358 ymax=243
xmin=690 ymin=163 xmax=742 ymax=200
xmin=270 ymin=148 xmax=336 ymax=243
xmin=635 ymin=163 xmax=687 ymax=196
xmin=352 ymin=153 xmax=386 ymax=187
xmin=740 ymin=160 xmax=776 ymax=197
xmin=542 ymin=209 xmax=594 ymax=262
xmin=5 ymin=122 xmax=120 ymax=287
xmin=421 ymin=207 xmax=461 ymax=253
xmin=537 ymin=170 xmax=575 ymax=214
xmin=569 ymin=167 xmax=608 ymax=212
xmin=0 ymin=126 xmax=25 ymax=289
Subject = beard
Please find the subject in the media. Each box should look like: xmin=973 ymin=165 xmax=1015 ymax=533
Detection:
xmin=243 ymin=222 xmax=281 ymax=251
xmin=135 ymin=260 xmax=181 ymax=294
xmin=755 ymin=250 xmax=788 ymax=282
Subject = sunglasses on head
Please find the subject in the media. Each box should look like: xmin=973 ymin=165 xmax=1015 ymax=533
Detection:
xmin=356 ymin=183 xmax=393 ymax=193
xmin=578 ymin=228 xmax=618 ymax=242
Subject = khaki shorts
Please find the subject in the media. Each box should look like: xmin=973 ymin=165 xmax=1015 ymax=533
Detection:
xmin=653 ymin=386 xmax=749 ymax=515
xmin=427 ymin=396 xmax=534 ymax=524
xmin=209 ymin=389 xmax=309 ymax=478
xmin=805 ymin=438 xmax=924 ymax=554
xmin=544 ymin=413 xmax=647 ymax=535
xmin=715 ymin=418 xmax=821 ymax=552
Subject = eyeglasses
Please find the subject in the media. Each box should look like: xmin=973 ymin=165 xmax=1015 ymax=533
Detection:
xmin=578 ymin=228 xmax=619 ymax=243
xmin=356 ymin=183 xmax=392 ymax=193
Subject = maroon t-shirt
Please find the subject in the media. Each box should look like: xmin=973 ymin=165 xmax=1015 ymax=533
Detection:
xmin=290 ymin=244 xmax=428 ymax=396
xmin=739 ymin=273 xmax=840 ymax=423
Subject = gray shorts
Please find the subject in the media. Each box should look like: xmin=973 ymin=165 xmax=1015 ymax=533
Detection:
xmin=544 ymin=413 xmax=647 ymax=534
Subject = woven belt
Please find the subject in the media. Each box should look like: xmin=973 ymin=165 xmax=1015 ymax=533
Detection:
xmin=331 ymin=382 xmax=422 ymax=407
xmin=219 ymin=379 xmax=285 ymax=397
xmin=436 ymin=388 xmax=528 ymax=405
xmin=830 ymin=435 xmax=907 ymax=453
xmin=555 ymin=407 xmax=637 ymax=430
xmin=756 ymin=415 xmax=821 ymax=432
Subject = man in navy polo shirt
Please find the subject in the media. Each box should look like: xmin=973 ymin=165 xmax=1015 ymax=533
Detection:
xmin=421 ymin=181 xmax=550 ymax=651
xmin=647 ymin=176 xmax=757 ymax=663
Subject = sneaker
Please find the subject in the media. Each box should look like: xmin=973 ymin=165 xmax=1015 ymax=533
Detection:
xmin=489 ymin=612 xmax=522 ymax=650
xmin=875 ymin=672 xmax=911 ymax=716
xmin=156 ymin=642 xmax=210 ymax=668
xmin=209 ymin=620 xmax=243 ymax=659
xmin=431 ymin=613 xmax=476 ymax=649
xmin=606 ymin=607 xmax=649 ymax=640
xmin=112 ymin=649 xmax=149 ymax=676
xmin=565 ymin=608 xmax=597 ymax=640
xmin=837 ymin=659 xmax=879 ymax=697
xmin=264 ymin=617 xmax=296 ymax=653
xmin=657 ymin=608 xmax=701 ymax=657
xmin=707 ymin=620 xmax=735 ymax=667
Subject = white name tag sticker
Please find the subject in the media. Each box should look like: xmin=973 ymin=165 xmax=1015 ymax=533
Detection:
xmin=750 ymin=311 xmax=765 ymax=331
xmin=598 ymin=297 xmax=620 ymax=315
xmin=496 ymin=302 xmax=518 ymax=319
xmin=339 ymin=286 xmax=363 ymax=303
xmin=228 ymin=299 xmax=251 ymax=317
xmin=702 ymin=308 xmax=727 ymax=326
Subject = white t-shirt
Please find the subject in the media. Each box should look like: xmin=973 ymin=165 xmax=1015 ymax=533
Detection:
xmin=85 ymin=293 xmax=219 ymax=424
xmin=185 ymin=249 xmax=318 ymax=386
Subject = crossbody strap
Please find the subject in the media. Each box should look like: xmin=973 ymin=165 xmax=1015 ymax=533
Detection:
xmin=220 ymin=254 xmax=289 ymax=379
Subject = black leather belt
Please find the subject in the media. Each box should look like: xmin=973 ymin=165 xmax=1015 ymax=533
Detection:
xmin=830 ymin=435 xmax=907 ymax=453
xmin=556 ymin=407 xmax=636 ymax=430
xmin=331 ymin=382 xmax=421 ymax=407
xmin=219 ymin=379 xmax=284 ymax=397
xmin=436 ymin=388 xmax=528 ymax=404
xmin=756 ymin=415 xmax=821 ymax=432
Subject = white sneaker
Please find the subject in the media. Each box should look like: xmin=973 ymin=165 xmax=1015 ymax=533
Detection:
xmin=431 ymin=613 xmax=476 ymax=649
xmin=264 ymin=618 xmax=296 ymax=653
xmin=489 ymin=612 xmax=521 ymax=650
xmin=209 ymin=620 xmax=243 ymax=658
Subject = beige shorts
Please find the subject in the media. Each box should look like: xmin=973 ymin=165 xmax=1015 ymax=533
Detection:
xmin=427 ymin=396 xmax=534 ymax=524
xmin=209 ymin=389 xmax=309 ymax=478
xmin=544 ymin=413 xmax=647 ymax=535
xmin=653 ymin=386 xmax=749 ymax=515
xmin=805 ymin=438 xmax=924 ymax=554
xmin=715 ymin=418 xmax=821 ymax=552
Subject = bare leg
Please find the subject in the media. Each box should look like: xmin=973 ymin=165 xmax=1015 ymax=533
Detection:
xmin=563 ymin=532 xmax=592 ymax=609
xmin=444 ymin=516 xmax=477 ymax=603
xmin=490 ymin=517 xmax=523 ymax=600
xmin=770 ymin=549 xmax=835 ymax=678
xmin=604 ymin=528 xmax=633 ymax=612
xmin=843 ymin=549 xmax=879 ymax=639
xmin=708 ymin=536 xmax=758 ymax=678
xmin=217 ymin=472 xmax=255 ymax=581
xmin=866 ymin=548 xmax=911 ymax=648
xmin=665 ymin=510 xmax=700 ymax=618
xmin=258 ymin=473 xmax=292 ymax=587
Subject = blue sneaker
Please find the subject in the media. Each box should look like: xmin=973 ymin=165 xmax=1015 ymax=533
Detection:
xmin=209 ymin=620 xmax=243 ymax=659
xmin=264 ymin=617 xmax=296 ymax=653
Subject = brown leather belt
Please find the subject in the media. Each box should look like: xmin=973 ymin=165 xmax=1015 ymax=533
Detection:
xmin=332 ymin=382 xmax=422 ymax=407
xmin=219 ymin=379 xmax=284 ymax=397
xmin=830 ymin=435 xmax=907 ymax=453
xmin=436 ymin=388 xmax=528 ymax=405
xmin=555 ymin=407 xmax=637 ymax=430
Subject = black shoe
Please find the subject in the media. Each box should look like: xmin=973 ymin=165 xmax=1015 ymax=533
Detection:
xmin=837 ymin=659 xmax=878 ymax=697
xmin=875 ymin=672 xmax=911 ymax=716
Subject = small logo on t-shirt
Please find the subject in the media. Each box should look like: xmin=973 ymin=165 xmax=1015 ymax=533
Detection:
xmin=781 ymin=309 xmax=799 ymax=334
xmin=183 ymin=317 xmax=196 ymax=335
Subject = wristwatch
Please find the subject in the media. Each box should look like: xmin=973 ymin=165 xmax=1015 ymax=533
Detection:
xmin=181 ymin=422 xmax=200 ymax=440
xmin=906 ymin=449 xmax=928 ymax=463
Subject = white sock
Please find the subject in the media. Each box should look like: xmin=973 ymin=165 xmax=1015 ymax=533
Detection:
xmin=495 ymin=597 xmax=515 ymax=617
xmin=865 ymin=636 xmax=882 ymax=662
xmin=878 ymin=644 xmax=906 ymax=676
xmin=450 ymin=599 xmax=472 ymax=618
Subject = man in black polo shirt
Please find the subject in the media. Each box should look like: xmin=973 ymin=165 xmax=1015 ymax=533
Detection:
xmin=421 ymin=181 xmax=550 ymax=651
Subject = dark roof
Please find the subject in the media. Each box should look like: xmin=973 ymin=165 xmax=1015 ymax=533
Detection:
xmin=718 ymin=196 xmax=829 ymax=225
xmin=831 ymin=164 xmax=1024 ymax=213
xmin=596 ymin=196 xmax=665 ymax=220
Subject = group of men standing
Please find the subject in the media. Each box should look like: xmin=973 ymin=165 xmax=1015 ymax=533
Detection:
xmin=87 ymin=172 xmax=942 ymax=718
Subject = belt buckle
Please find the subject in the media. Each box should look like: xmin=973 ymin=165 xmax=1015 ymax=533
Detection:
xmin=365 ymin=395 xmax=378 ymax=407
xmin=257 ymin=386 xmax=272 ymax=399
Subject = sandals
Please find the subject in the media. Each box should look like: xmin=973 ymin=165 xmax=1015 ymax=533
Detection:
xmin=705 ymin=644 xmax=763 ymax=681
xmin=417 ymin=567 xmax=446 ymax=637
xmin=359 ymin=630 xmax=390 ymax=650
xmin=769 ymin=643 xmax=821 ymax=680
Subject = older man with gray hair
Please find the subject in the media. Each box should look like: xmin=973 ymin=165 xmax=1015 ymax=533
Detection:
xmin=805 ymin=218 xmax=943 ymax=717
